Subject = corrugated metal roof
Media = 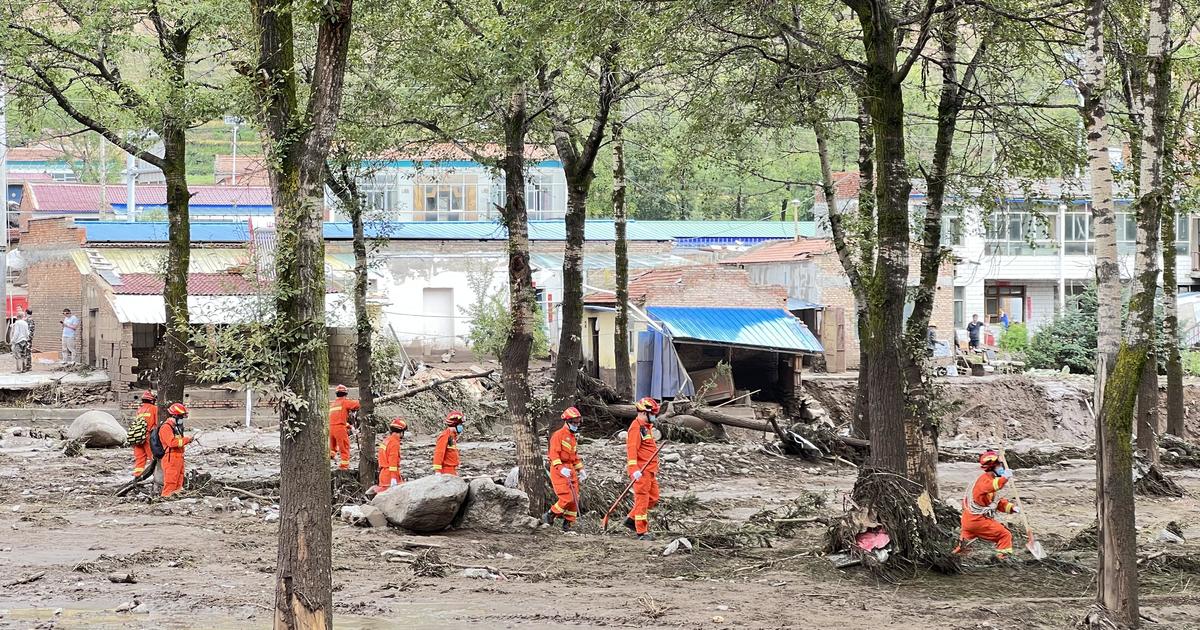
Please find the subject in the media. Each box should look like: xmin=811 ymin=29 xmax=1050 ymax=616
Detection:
xmin=529 ymin=252 xmax=696 ymax=271
xmin=93 ymin=248 xmax=249 ymax=274
xmin=645 ymin=306 xmax=823 ymax=354
xmin=725 ymin=238 xmax=834 ymax=264
xmin=84 ymin=222 xmax=253 ymax=243
xmin=110 ymin=294 xmax=354 ymax=325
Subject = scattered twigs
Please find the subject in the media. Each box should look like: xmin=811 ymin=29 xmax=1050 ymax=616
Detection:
xmin=375 ymin=369 xmax=496 ymax=405
xmin=4 ymin=571 xmax=46 ymax=587
xmin=223 ymin=486 xmax=278 ymax=502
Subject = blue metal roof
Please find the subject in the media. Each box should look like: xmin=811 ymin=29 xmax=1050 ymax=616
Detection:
xmin=81 ymin=221 xmax=252 ymax=243
xmin=646 ymin=306 xmax=824 ymax=354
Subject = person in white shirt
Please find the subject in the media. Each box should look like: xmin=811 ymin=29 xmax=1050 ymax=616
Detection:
xmin=10 ymin=312 xmax=31 ymax=372
xmin=60 ymin=308 xmax=80 ymax=364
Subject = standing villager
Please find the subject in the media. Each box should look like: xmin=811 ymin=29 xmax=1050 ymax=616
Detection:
xmin=328 ymin=384 xmax=360 ymax=471
xmin=966 ymin=314 xmax=983 ymax=351
xmin=542 ymin=406 xmax=587 ymax=531
xmin=433 ymin=410 xmax=464 ymax=475
xmin=956 ymin=450 xmax=1021 ymax=560
xmin=60 ymin=309 xmax=79 ymax=364
xmin=9 ymin=312 xmax=30 ymax=373
xmin=625 ymin=397 xmax=661 ymax=541
xmin=376 ymin=417 xmax=407 ymax=491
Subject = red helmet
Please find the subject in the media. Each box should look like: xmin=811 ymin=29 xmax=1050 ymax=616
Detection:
xmin=335 ymin=384 xmax=348 ymax=396
xmin=140 ymin=390 xmax=156 ymax=402
xmin=561 ymin=406 xmax=582 ymax=421
xmin=389 ymin=417 xmax=408 ymax=432
xmin=979 ymin=450 xmax=1001 ymax=470
xmin=445 ymin=410 xmax=464 ymax=426
xmin=167 ymin=402 xmax=189 ymax=418
xmin=635 ymin=397 xmax=661 ymax=415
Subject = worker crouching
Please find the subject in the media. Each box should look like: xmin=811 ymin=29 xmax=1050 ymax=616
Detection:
xmin=433 ymin=411 xmax=463 ymax=475
xmin=957 ymin=449 xmax=1020 ymax=560
xmin=542 ymin=406 xmax=587 ymax=531
xmin=157 ymin=403 xmax=193 ymax=497
xmin=376 ymin=417 xmax=407 ymax=491
xmin=625 ymin=397 xmax=661 ymax=541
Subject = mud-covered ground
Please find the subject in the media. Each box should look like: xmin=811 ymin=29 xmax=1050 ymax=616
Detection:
xmin=2 ymin=397 xmax=1200 ymax=629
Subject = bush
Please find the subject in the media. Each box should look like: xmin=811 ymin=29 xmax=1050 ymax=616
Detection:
xmin=998 ymin=323 xmax=1028 ymax=353
xmin=1025 ymin=288 xmax=1097 ymax=373
xmin=462 ymin=291 xmax=549 ymax=360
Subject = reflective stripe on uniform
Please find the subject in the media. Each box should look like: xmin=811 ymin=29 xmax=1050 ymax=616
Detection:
xmin=447 ymin=444 xmax=458 ymax=450
xmin=627 ymin=459 xmax=637 ymax=466
xmin=551 ymin=501 xmax=564 ymax=514
xmin=574 ymin=462 xmax=584 ymax=469
xmin=563 ymin=509 xmax=577 ymax=517
xmin=561 ymin=440 xmax=574 ymax=451
xmin=634 ymin=514 xmax=648 ymax=521
xmin=551 ymin=459 xmax=563 ymax=465
xmin=388 ymin=466 xmax=399 ymax=471
xmin=992 ymin=477 xmax=1002 ymax=491
xmin=433 ymin=465 xmax=443 ymax=470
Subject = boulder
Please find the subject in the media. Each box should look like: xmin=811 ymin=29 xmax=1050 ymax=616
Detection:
xmin=371 ymin=474 xmax=469 ymax=533
xmin=457 ymin=477 xmax=539 ymax=531
xmin=66 ymin=411 xmax=126 ymax=448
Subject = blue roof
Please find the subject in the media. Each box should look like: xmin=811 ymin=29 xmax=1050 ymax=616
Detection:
xmin=645 ymin=306 xmax=824 ymax=354
xmin=82 ymin=221 xmax=252 ymax=243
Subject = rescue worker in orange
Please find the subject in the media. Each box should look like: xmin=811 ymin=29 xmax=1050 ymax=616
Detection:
xmin=433 ymin=410 xmax=463 ymax=475
xmin=131 ymin=390 xmax=158 ymax=478
xmin=376 ymin=417 xmax=407 ymax=491
xmin=625 ymin=397 xmax=662 ymax=541
xmin=542 ymin=406 xmax=587 ymax=531
xmin=158 ymin=403 xmax=193 ymax=497
xmin=956 ymin=449 xmax=1020 ymax=560
xmin=329 ymin=384 xmax=360 ymax=471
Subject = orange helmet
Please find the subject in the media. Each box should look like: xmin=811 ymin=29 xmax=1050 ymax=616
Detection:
xmin=561 ymin=406 xmax=582 ymax=421
xmin=979 ymin=450 xmax=1001 ymax=470
xmin=140 ymin=390 xmax=156 ymax=402
xmin=167 ymin=402 xmax=189 ymax=418
xmin=635 ymin=397 xmax=660 ymax=415
xmin=335 ymin=384 xmax=348 ymax=396
xmin=389 ymin=417 xmax=408 ymax=432
xmin=445 ymin=410 xmax=464 ymax=426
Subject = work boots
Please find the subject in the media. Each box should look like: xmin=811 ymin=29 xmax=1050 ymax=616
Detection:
xmin=623 ymin=517 xmax=636 ymax=533
xmin=561 ymin=519 xmax=572 ymax=532
xmin=637 ymin=532 xmax=656 ymax=542
xmin=541 ymin=511 xmax=556 ymax=526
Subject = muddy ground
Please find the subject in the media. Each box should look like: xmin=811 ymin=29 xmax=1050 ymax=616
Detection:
xmin=2 ymin=374 xmax=1200 ymax=629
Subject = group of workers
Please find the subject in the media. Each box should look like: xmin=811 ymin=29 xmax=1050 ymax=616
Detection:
xmin=128 ymin=383 xmax=1021 ymax=554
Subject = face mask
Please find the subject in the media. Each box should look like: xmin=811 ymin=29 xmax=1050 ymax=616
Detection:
xmin=455 ymin=425 xmax=463 ymax=434
xmin=568 ymin=423 xmax=579 ymax=433
xmin=993 ymin=466 xmax=1005 ymax=476
xmin=648 ymin=414 xmax=658 ymax=424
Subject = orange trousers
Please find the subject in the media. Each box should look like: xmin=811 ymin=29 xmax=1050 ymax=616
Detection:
xmin=628 ymin=472 xmax=660 ymax=534
xmin=438 ymin=466 xmax=458 ymax=476
xmin=132 ymin=442 xmax=152 ymax=477
xmin=377 ymin=468 xmax=403 ymax=489
xmin=329 ymin=424 xmax=351 ymax=470
xmin=960 ymin=513 xmax=1013 ymax=555
xmin=549 ymin=473 xmax=579 ymax=523
xmin=161 ymin=451 xmax=186 ymax=497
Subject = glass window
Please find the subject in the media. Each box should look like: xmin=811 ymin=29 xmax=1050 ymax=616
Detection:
xmin=942 ymin=214 xmax=962 ymax=246
xmin=953 ymin=286 xmax=965 ymax=329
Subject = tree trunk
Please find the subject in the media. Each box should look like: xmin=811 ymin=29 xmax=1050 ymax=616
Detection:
xmin=501 ymin=85 xmax=550 ymax=515
xmin=612 ymin=113 xmax=633 ymax=400
xmin=1163 ymin=201 xmax=1185 ymax=437
xmin=351 ymin=196 xmax=377 ymax=488
xmin=1136 ymin=353 xmax=1159 ymax=465
xmin=852 ymin=100 xmax=875 ymax=441
xmin=552 ymin=183 xmax=588 ymax=407
xmin=160 ymin=129 xmax=190 ymax=409
xmin=250 ymin=0 xmax=354 ymax=626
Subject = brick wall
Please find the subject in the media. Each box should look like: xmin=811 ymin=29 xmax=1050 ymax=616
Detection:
xmin=641 ymin=266 xmax=790 ymax=308
xmin=21 ymin=218 xmax=87 ymax=358
xmin=327 ymin=326 xmax=358 ymax=384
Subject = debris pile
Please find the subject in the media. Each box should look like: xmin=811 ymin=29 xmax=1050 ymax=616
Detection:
xmin=1133 ymin=457 xmax=1185 ymax=498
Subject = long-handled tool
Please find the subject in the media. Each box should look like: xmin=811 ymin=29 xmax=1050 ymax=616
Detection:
xmin=601 ymin=440 xmax=666 ymax=531
xmin=998 ymin=449 xmax=1047 ymax=560
xmin=569 ymin=476 xmax=583 ymax=517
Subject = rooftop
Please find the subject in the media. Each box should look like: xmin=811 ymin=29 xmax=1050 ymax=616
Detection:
xmin=584 ymin=265 xmax=789 ymax=308
xmin=722 ymin=238 xmax=834 ymax=265
xmin=24 ymin=183 xmax=273 ymax=213
xmin=109 ymin=272 xmax=260 ymax=296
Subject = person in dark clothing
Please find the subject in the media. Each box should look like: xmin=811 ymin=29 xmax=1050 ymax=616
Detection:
xmin=966 ymin=314 xmax=984 ymax=350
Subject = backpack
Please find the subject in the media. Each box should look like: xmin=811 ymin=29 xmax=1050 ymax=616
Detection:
xmin=149 ymin=422 xmax=172 ymax=459
xmin=127 ymin=416 xmax=147 ymax=445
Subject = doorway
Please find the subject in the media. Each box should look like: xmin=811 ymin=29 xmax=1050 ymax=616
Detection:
xmin=88 ymin=308 xmax=98 ymax=367
xmin=587 ymin=316 xmax=600 ymax=378
xmin=421 ymin=288 xmax=455 ymax=354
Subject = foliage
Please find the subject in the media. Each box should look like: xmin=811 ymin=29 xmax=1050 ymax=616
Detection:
xmin=1025 ymin=289 xmax=1098 ymax=373
xmin=998 ymin=323 xmax=1029 ymax=353
xmin=370 ymin=335 xmax=408 ymax=394
xmin=1181 ymin=350 xmax=1200 ymax=377
xmin=462 ymin=289 xmax=549 ymax=360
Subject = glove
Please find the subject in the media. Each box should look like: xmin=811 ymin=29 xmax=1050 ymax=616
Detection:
xmin=1000 ymin=468 xmax=1014 ymax=479
xmin=559 ymin=467 xmax=572 ymax=479
xmin=579 ymin=469 xmax=588 ymax=482
xmin=631 ymin=470 xmax=642 ymax=482
xmin=389 ymin=479 xmax=398 ymax=487
xmin=1010 ymin=505 xmax=1021 ymax=514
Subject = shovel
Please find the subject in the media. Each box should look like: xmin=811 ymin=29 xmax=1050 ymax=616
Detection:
xmin=999 ymin=450 xmax=1047 ymax=560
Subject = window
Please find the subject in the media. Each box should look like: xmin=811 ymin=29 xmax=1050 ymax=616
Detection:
xmin=985 ymin=284 xmax=1025 ymax=324
xmin=942 ymin=214 xmax=963 ymax=246
xmin=359 ymin=172 xmax=398 ymax=214
xmin=1063 ymin=211 xmax=1091 ymax=255
xmin=985 ymin=210 xmax=1055 ymax=256
xmin=953 ymin=286 xmax=965 ymax=329
xmin=1176 ymin=214 xmax=1190 ymax=255
xmin=1116 ymin=212 xmax=1137 ymax=255
xmin=411 ymin=171 xmax=480 ymax=221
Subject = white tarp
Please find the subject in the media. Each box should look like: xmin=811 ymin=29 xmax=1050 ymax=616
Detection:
xmin=110 ymin=293 xmax=354 ymax=327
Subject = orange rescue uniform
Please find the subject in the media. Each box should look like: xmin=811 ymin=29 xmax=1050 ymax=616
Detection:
xmin=959 ymin=470 xmax=1016 ymax=556
xmin=377 ymin=433 xmax=404 ymax=489
xmin=548 ymin=424 xmax=584 ymax=523
xmin=158 ymin=418 xmax=192 ymax=497
xmin=131 ymin=402 xmax=158 ymax=477
xmin=625 ymin=414 xmax=660 ymax=535
xmin=432 ymin=427 xmax=460 ymax=475
xmin=328 ymin=397 xmax=360 ymax=470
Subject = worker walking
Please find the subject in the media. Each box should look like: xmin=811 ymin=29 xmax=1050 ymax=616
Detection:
xmin=376 ymin=417 xmax=407 ymax=491
xmin=433 ymin=410 xmax=464 ymax=475
xmin=957 ymin=449 xmax=1020 ymax=560
xmin=625 ymin=397 xmax=661 ymax=541
xmin=157 ymin=403 xmax=193 ymax=497
xmin=328 ymin=384 xmax=360 ymax=471
xmin=542 ymin=406 xmax=587 ymax=531
xmin=130 ymin=390 xmax=159 ymax=478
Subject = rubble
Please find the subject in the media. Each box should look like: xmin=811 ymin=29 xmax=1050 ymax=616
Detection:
xmin=340 ymin=504 xmax=387 ymax=528
xmin=455 ymin=477 xmax=540 ymax=531
xmin=65 ymin=410 xmax=127 ymax=448
xmin=371 ymin=474 xmax=469 ymax=533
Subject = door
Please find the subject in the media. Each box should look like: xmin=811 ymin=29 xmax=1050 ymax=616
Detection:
xmin=587 ymin=317 xmax=600 ymax=378
xmin=88 ymin=308 xmax=98 ymax=367
xmin=422 ymin=288 xmax=455 ymax=354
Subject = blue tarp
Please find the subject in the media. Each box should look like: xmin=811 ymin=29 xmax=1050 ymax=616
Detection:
xmin=645 ymin=306 xmax=824 ymax=354
xmin=635 ymin=328 xmax=695 ymax=400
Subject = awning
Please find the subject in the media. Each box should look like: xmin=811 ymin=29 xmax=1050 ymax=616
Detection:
xmin=645 ymin=306 xmax=824 ymax=354
xmin=109 ymin=294 xmax=355 ymax=326
xmin=786 ymin=298 xmax=824 ymax=311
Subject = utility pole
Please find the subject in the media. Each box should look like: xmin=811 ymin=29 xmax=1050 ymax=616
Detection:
xmin=99 ymin=139 xmax=108 ymax=218
xmin=224 ymin=116 xmax=244 ymax=185
xmin=1 ymin=76 xmax=9 ymax=324
xmin=125 ymin=150 xmax=136 ymax=222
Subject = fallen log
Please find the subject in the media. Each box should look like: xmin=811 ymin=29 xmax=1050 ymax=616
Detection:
xmin=375 ymin=369 xmax=496 ymax=405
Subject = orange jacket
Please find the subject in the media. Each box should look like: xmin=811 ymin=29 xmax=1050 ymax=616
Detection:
xmin=625 ymin=414 xmax=659 ymax=476
xmin=136 ymin=403 xmax=158 ymax=443
xmin=433 ymin=427 xmax=460 ymax=471
xmin=548 ymin=424 xmax=583 ymax=474
xmin=378 ymin=433 xmax=402 ymax=476
xmin=158 ymin=418 xmax=192 ymax=454
xmin=329 ymin=397 xmax=360 ymax=427
xmin=963 ymin=471 xmax=1015 ymax=518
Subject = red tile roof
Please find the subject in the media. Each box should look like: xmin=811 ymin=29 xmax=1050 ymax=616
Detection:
xmin=813 ymin=171 xmax=861 ymax=204
xmin=24 ymin=183 xmax=273 ymax=213
xmin=7 ymin=172 xmax=56 ymax=183
xmin=721 ymin=238 xmax=834 ymax=265
xmin=584 ymin=265 xmax=788 ymax=308
xmin=111 ymin=272 xmax=261 ymax=296
xmin=7 ymin=145 xmax=68 ymax=162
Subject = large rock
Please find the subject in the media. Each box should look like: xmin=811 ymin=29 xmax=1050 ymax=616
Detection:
xmin=65 ymin=411 xmax=126 ymax=448
xmin=457 ymin=477 xmax=539 ymax=531
xmin=371 ymin=474 xmax=469 ymax=533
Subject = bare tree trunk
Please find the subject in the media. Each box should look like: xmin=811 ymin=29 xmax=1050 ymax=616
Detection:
xmin=852 ymin=101 xmax=875 ymax=441
xmin=612 ymin=112 xmax=633 ymax=400
xmin=350 ymin=194 xmax=377 ymax=487
xmin=250 ymin=0 xmax=354 ymax=626
xmin=552 ymin=183 xmax=587 ymax=406
xmin=1136 ymin=354 xmax=1159 ymax=465
xmin=1163 ymin=200 xmax=1186 ymax=438
xmin=501 ymin=85 xmax=550 ymax=515
xmin=160 ymin=128 xmax=190 ymax=409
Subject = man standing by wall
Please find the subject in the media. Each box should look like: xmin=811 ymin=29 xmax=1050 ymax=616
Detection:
xmin=10 ymin=312 xmax=30 ymax=372
xmin=60 ymin=308 xmax=79 ymax=364
xmin=966 ymin=314 xmax=983 ymax=351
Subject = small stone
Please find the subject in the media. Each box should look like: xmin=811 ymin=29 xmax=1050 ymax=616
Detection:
xmin=264 ymin=512 xmax=279 ymax=523
xmin=662 ymin=452 xmax=681 ymax=463
xmin=717 ymin=605 xmax=729 ymax=611
xmin=1158 ymin=529 xmax=1184 ymax=544
xmin=107 ymin=573 xmax=137 ymax=584
xmin=132 ymin=603 xmax=149 ymax=614
xmin=618 ymin=431 xmax=628 ymax=440
xmin=739 ymin=468 xmax=750 ymax=475
xmin=713 ymin=616 xmax=725 ymax=623
xmin=461 ymin=568 xmax=495 ymax=579
xmin=115 ymin=601 xmax=137 ymax=613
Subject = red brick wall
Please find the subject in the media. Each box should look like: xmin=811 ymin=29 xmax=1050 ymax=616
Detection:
xmin=21 ymin=218 xmax=87 ymax=357
xmin=642 ymin=266 xmax=790 ymax=308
